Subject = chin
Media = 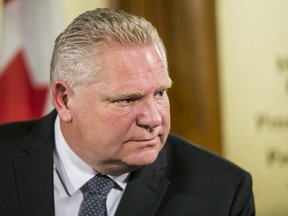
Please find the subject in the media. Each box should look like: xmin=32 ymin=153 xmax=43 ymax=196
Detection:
xmin=126 ymin=148 xmax=159 ymax=167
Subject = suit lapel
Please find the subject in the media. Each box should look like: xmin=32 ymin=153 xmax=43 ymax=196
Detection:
xmin=13 ymin=111 xmax=56 ymax=216
xmin=115 ymin=150 xmax=170 ymax=216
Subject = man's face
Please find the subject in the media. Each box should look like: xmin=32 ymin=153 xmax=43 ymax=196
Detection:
xmin=63 ymin=44 xmax=171 ymax=175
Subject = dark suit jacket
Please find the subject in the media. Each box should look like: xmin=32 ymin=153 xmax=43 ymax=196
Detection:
xmin=0 ymin=111 xmax=255 ymax=216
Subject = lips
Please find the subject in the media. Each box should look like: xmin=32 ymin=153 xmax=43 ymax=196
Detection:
xmin=131 ymin=131 xmax=162 ymax=142
xmin=133 ymin=135 xmax=159 ymax=142
xmin=129 ymin=136 xmax=160 ymax=148
xmin=136 ymin=137 xmax=156 ymax=141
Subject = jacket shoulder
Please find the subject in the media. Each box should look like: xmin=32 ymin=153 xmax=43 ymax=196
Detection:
xmin=157 ymin=134 xmax=255 ymax=215
xmin=0 ymin=111 xmax=56 ymax=160
xmin=164 ymin=133 xmax=251 ymax=182
xmin=0 ymin=120 xmax=37 ymax=156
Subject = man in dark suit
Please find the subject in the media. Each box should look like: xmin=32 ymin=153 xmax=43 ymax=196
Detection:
xmin=0 ymin=8 xmax=255 ymax=216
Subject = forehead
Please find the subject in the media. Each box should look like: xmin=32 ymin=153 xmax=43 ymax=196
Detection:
xmin=98 ymin=45 xmax=171 ymax=88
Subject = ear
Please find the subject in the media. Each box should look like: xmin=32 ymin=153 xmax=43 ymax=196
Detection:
xmin=51 ymin=81 xmax=74 ymax=123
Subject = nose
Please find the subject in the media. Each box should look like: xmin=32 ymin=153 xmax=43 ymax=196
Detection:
xmin=136 ymin=99 xmax=162 ymax=131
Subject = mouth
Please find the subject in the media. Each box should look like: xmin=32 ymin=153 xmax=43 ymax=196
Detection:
xmin=136 ymin=136 xmax=158 ymax=141
xmin=129 ymin=136 xmax=160 ymax=148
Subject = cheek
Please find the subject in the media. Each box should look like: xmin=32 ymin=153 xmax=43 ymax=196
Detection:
xmin=161 ymin=102 xmax=171 ymax=126
xmin=85 ymin=109 xmax=138 ymax=141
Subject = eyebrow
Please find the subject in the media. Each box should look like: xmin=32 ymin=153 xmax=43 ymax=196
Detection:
xmin=112 ymin=81 xmax=173 ymax=100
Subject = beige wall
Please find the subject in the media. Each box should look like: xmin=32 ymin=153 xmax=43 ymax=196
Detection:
xmin=61 ymin=0 xmax=108 ymax=25
xmin=216 ymin=0 xmax=288 ymax=215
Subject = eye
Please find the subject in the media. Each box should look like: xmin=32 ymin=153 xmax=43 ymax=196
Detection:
xmin=114 ymin=98 xmax=136 ymax=105
xmin=121 ymin=98 xmax=134 ymax=104
xmin=159 ymin=90 xmax=164 ymax=97
xmin=155 ymin=90 xmax=166 ymax=98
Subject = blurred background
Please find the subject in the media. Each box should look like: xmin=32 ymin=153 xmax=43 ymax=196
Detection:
xmin=1 ymin=0 xmax=288 ymax=215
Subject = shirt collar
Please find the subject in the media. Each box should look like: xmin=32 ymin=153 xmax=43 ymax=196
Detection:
xmin=53 ymin=115 xmax=129 ymax=196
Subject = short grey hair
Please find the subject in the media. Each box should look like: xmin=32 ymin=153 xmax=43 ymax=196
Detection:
xmin=50 ymin=8 xmax=167 ymax=92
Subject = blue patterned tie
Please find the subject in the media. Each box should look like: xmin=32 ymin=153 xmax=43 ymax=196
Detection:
xmin=80 ymin=174 xmax=114 ymax=216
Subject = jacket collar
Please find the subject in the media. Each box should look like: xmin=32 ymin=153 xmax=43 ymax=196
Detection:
xmin=20 ymin=110 xmax=57 ymax=153
xmin=115 ymin=146 xmax=170 ymax=216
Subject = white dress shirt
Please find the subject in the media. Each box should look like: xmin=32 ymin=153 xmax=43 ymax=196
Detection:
xmin=53 ymin=116 xmax=129 ymax=216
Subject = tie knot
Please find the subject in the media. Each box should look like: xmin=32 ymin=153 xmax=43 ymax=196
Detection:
xmin=87 ymin=174 xmax=114 ymax=196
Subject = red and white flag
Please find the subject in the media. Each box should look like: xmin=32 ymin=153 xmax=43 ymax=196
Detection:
xmin=0 ymin=0 xmax=64 ymax=123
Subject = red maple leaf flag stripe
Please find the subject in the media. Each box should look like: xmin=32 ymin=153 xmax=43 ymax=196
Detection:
xmin=0 ymin=51 xmax=47 ymax=122
xmin=0 ymin=0 xmax=64 ymax=123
